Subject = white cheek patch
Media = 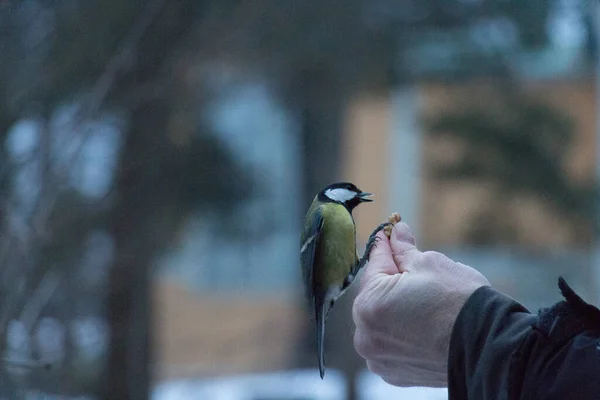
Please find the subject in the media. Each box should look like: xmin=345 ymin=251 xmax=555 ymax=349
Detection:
xmin=324 ymin=188 xmax=356 ymax=202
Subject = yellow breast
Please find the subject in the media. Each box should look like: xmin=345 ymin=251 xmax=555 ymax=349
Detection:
xmin=316 ymin=204 xmax=357 ymax=288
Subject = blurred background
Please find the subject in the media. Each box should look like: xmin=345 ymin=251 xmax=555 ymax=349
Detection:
xmin=0 ymin=0 xmax=599 ymax=399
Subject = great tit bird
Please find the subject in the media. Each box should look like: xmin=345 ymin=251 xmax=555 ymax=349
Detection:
xmin=300 ymin=182 xmax=391 ymax=379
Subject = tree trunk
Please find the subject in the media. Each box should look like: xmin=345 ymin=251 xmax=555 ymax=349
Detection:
xmin=290 ymin=68 xmax=362 ymax=400
xmin=102 ymin=99 xmax=170 ymax=400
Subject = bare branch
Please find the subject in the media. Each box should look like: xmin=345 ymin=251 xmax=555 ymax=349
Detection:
xmin=75 ymin=0 xmax=168 ymax=122
xmin=0 ymin=0 xmax=169 ymax=344
xmin=1 ymin=357 xmax=51 ymax=370
xmin=19 ymin=270 xmax=62 ymax=332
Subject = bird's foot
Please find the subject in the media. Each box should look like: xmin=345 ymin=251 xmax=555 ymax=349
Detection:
xmin=365 ymin=221 xmax=393 ymax=258
xmin=353 ymin=221 xmax=393 ymax=275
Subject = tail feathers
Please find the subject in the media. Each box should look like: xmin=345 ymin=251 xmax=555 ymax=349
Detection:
xmin=316 ymin=301 xmax=326 ymax=379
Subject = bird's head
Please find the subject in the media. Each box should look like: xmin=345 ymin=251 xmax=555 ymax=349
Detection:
xmin=318 ymin=181 xmax=373 ymax=211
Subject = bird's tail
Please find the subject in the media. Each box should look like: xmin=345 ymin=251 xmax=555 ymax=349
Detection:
xmin=315 ymin=300 xmax=326 ymax=379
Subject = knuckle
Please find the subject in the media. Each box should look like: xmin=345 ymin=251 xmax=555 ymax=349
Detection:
xmin=366 ymin=360 xmax=392 ymax=378
xmin=420 ymin=250 xmax=441 ymax=262
xmin=355 ymin=332 xmax=386 ymax=360
xmin=353 ymin=292 xmax=386 ymax=328
xmin=352 ymin=294 xmax=372 ymax=326
xmin=353 ymin=331 xmax=373 ymax=358
xmin=370 ymin=363 xmax=408 ymax=387
xmin=366 ymin=360 xmax=378 ymax=373
xmin=420 ymin=250 xmax=450 ymax=266
xmin=381 ymin=375 xmax=403 ymax=387
xmin=366 ymin=360 xmax=380 ymax=374
xmin=380 ymin=374 xmax=395 ymax=385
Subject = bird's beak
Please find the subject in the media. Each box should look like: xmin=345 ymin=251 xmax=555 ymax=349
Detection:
xmin=359 ymin=192 xmax=374 ymax=202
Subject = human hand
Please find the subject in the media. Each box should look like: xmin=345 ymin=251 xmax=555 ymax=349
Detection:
xmin=352 ymin=221 xmax=490 ymax=387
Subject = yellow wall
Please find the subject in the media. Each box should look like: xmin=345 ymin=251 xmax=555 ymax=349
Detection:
xmin=342 ymin=95 xmax=392 ymax=245
xmin=341 ymin=80 xmax=597 ymax=249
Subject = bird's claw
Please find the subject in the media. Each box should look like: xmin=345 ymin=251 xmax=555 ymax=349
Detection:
xmin=367 ymin=222 xmax=392 ymax=241
xmin=353 ymin=216 xmax=400 ymax=275
xmin=362 ymin=221 xmax=393 ymax=260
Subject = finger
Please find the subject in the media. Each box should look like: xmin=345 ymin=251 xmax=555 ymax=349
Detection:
xmin=390 ymin=222 xmax=419 ymax=273
xmin=393 ymin=222 xmax=416 ymax=248
xmin=360 ymin=230 xmax=400 ymax=288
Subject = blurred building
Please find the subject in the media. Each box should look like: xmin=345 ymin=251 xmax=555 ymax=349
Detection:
xmin=152 ymin=42 xmax=598 ymax=394
xmin=154 ymin=279 xmax=306 ymax=380
xmin=346 ymin=80 xmax=596 ymax=248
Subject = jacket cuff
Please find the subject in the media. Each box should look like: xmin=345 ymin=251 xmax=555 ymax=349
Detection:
xmin=448 ymin=286 xmax=536 ymax=397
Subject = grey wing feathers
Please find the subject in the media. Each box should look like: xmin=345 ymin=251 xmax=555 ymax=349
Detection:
xmin=300 ymin=208 xmax=324 ymax=305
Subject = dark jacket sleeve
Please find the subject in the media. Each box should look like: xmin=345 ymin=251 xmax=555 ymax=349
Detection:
xmin=448 ymin=278 xmax=600 ymax=400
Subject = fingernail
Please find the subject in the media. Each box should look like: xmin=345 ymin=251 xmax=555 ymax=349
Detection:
xmin=394 ymin=222 xmax=416 ymax=243
xmin=394 ymin=221 xmax=410 ymax=233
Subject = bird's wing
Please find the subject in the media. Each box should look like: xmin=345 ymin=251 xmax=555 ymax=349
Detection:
xmin=300 ymin=206 xmax=324 ymax=305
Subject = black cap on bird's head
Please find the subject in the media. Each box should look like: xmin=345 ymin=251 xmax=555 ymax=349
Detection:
xmin=317 ymin=181 xmax=373 ymax=211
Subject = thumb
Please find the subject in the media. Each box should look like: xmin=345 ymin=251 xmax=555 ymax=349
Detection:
xmin=390 ymin=222 xmax=420 ymax=273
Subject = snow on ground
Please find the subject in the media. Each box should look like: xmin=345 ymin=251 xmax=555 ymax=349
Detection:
xmin=153 ymin=369 xmax=448 ymax=400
